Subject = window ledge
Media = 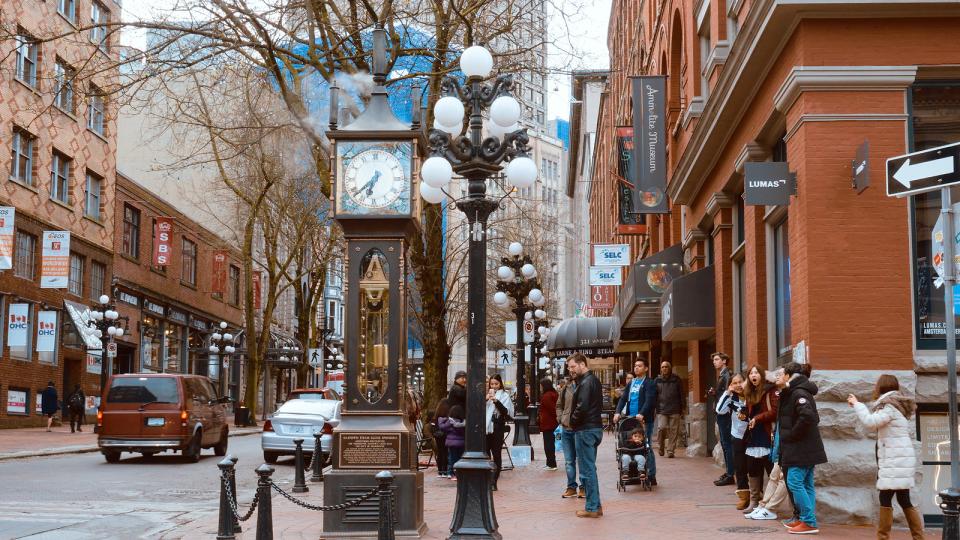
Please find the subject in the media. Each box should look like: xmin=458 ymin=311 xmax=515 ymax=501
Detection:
xmin=120 ymin=253 xmax=141 ymax=265
xmin=49 ymin=197 xmax=74 ymax=212
xmin=13 ymin=77 xmax=41 ymax=96
xmin=55 ymin=105 xmax=78 ymax=122
xmin=682 ymin=97 xmax=705 ymax=129
xmin=8 ymin=177 xmax=39 ymax=193
xmin=83 ymin=214 xmax=105 ymax=227
xmin=86 ymin=128 xmax=109 ymax=143
xmin=730 ymin=241 xmax=746 ymax=262
xmin=150 ymin=266 xmax=169 ymax=278
xmin=180 ymin=280 xmax=197 ymax=290
xmin=57 ymin=11 xmax=79 ymax=28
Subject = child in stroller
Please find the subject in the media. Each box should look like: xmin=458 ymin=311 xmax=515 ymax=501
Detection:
xmin=616 ymin=417 xmax=652 ymax=490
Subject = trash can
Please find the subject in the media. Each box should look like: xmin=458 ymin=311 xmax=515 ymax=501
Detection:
xmin=235 ymin=406 xmax=250 ymax=427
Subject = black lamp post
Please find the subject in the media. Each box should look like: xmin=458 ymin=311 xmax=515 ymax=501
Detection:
xmin=527 ymin=308 xmax=550 ymax=435
xmin=208 ymin=321 xmax=236 ymax=398
xmin=88 ymin=293 xmax=128 ymax=434
xmin=422 ymin=45 xmax=537 ymax=540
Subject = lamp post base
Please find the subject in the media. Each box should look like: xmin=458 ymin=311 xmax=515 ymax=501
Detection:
xmin=527 ymin=405 xmax=540 ymax=435
xmin=448 ymin=452 xmax=501 ymax=540
xmin=940 ymin=488 xmax=960 ymax=540
xmin=511 ymin=414 xmax=532 ymax=447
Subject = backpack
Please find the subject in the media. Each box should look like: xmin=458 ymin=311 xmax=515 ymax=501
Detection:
xmin=68 ymin=392 xmax=83 ymax=410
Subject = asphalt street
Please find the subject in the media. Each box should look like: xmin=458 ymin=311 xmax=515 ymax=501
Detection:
xmin=0 ymin=432 xmax=305 ymax=540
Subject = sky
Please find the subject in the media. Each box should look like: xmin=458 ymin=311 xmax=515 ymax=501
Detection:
xmin=121 ymin=0 xmax=612 ymax=122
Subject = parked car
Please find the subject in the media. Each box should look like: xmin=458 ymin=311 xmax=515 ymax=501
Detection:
xmin=262 ymin=397 xmax=341 ymax=464
xmin=97 ymin=374 xmax=230 ymax=463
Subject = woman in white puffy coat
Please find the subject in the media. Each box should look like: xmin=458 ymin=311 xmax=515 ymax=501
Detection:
xmin=847 ymin=374 xmax=923 ymax=540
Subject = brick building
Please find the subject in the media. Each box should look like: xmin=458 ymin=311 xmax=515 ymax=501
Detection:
xmin=574 ymin=0 xmax=960 ymax=525
xmin=0 ymin=0 xmax=121 ymax=427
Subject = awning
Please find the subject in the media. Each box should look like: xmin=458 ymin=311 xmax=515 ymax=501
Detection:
xmin=63 ymin=299 xmax=103 ymax=350
xmin=545 ymin=316 xmax=617 ymax=357
xmin=661 ymin=266 xmax=716 ymax=341
xmin=614 ymin=244 xmax=684 ymax=330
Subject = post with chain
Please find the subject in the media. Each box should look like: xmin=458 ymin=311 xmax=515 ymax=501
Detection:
xmin=255 ymin=464 xmax=275 ymax=540
xmin=311 ymin=432 xmax=324 ymax=482
xmin=216 ymin=457 xmax=236 ymax=540
xmin=942 ymin=488 xmax=960 ymax=540
xmin=293 ymin=438 xmax=309 ymax=493
xmin=376 ymin=471 xmax=395 ymax=540
xmin=229 ymin=455 xmax=241 ymax=533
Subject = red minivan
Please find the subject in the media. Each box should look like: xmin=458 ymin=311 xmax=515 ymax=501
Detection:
xmin=97 ymin=374 xmax=230 ymax=463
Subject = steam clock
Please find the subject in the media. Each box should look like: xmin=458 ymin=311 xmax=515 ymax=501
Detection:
xmin=322 ymin=25 xmax=426 ymax=539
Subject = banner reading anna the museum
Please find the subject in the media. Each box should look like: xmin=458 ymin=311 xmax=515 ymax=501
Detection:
xmin=631 ymin=76 xmax=670 ymax=214
xmin=40 ymin=231 xmax=70 ymax=289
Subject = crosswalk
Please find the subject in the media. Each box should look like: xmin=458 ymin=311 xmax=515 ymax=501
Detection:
xmin=0 ymin=500 xmax=216 ymax=539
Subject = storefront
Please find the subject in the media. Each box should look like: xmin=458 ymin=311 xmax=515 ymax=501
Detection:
xmin=546 ymin=316 xmax=625 ymax=412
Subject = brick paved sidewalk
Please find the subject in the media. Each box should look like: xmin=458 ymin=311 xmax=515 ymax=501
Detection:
xmin=174 ymin=436 xmax=939 ymax=539
xmin=0 ymin=418 xmax=260 ymax=461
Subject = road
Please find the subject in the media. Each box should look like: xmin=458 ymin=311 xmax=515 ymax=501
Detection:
xmin=0 ymin=433 xmax=305 ymax=540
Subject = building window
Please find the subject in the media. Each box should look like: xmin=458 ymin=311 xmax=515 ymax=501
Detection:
xmin=8 ymin=303 xmax=33 ymax=360
xmin=10 ymin=128 xmax=35 ymax=185
xmin=51 ymin=151 xmax=71 ymax=204
xmin=773 ymin=219 xmax=791 ymax=362
xmin=58 ymin=0 xmax=77 ymax=22
xmin=733 ymin=260 xmax=746 ymax=373
xmin=84 ymin=171 xmax=102 ymax=219
xmin=734 ymin=195 xmax=745 ymax=248
xmin=90 ymin=261 xmax=106 ymax=301
xmin=38 ymin=311 xmax=58 ymax=365
xmin=87 ymin=86 xmax=105 ymax=135
xmin=326 ymin=300 xmax=337 ymax=334
xmin=90 ymin=1 xmax=109 ymax=50
xmin=68 ymin=253 xmax=84 ymax=296
xmin=228 ymin=265 xmax=240 ymax=305
xmin=164 ymin=324 xmax=184 ymax=373
xmin=181 ymin=238 xmax=197 ymax=285
xmin=15 ymin=31 xmax=38 ymax=87
xmin=122 ymin=204 xmax=140 ymax=258
xmin=54 ymin=59 xmax=75 ymax=113
xmin=14 ymin=231 xmax=36 ymax=280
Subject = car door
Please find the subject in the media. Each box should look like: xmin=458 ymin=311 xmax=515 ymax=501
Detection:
xmin=187 ymin=378 xmax=212 ymax=445
xmin=202 ymin=379 xmax=226 ymax=440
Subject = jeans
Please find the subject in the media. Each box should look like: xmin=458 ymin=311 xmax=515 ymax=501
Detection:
xmin=620 ymin=453 xmax=646 ymax=471
xmin=561 ymin=430 xmax=581 ymax=489
xmin=447 ymin=446 xmax=464 ymax=476
xmin=574 ymin=428 xmax=603 ymax=512
xmin=542 ymin=431 xmax=557 ymax=468
xmin=716 ymin=414 xmax=734 ymax=476
xmin=786 ymin=465 xmax=817 ymax=527
xmin=644 ymin=418 xmax=657 ymax=477
xmin=657 ymin=413 xmax=681 ymax=455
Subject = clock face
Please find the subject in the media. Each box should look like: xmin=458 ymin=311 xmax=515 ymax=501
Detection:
xmin=344 ymin=149 xmax=404 ymax=209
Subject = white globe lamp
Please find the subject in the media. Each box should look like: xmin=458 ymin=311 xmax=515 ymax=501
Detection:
xmin=521 ymin=263 xmax=536 ymax=278
xmin=535 ymin=309 xmax=546 ymax=319
xmin=528 ymin=288 xmax=544 ymax=303
xmin=434 ymin=96 xmax=465 ymax=128
xmin=421 ymin=156 xmax=453 ymax=188
xmin=420 ymin=182 xmax=447 ymax=204
xmin=508 ymin=242 xmax=523 ymax=256
xmin=493 ymin=291 xmax=508 ymax=306
xmin=506 ymin=157 xmax=537 ymax=189
xmin=490 ymin=96 xmax=521 ymax=127
xmin=433 ymin=118 xmax=463 ymax=137
xmin=460 ymin=46 xmax=493 ymax=78
xmin=99 ymin=294 xmax=109 ymax=305
xmin=497 ymin=266 xmax=515 ymax=281
xmin=524 ymin=311 xmax=533 ymax=320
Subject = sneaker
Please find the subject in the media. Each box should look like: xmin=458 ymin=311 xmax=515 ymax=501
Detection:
xmin=578 ymin=487 xmax=586 ymax=498
xmin=561 ymin=487 xmax=578 ymax=498
xmin=783 ymin=519 xmax=802 ymax=529
xmin=576 ymin=510 xmax=601 ymax=518
xmin=753 ymin=508 xmax=778 ymax=520
xmin=714 ymin=474 xmax=735 ymax=486
xmin=667 ymin=452 xmax=675 ymax=458
xmin=744 ymin=507 xmax=760 ymax=520
xmin=788 ymin=523 xmax=819 ymax=535
xmin=543 ymin=465 xmax=558 ymax=471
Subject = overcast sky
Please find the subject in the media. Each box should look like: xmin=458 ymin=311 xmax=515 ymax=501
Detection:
xmin=121 ymin=0 xmax=611 ymax=121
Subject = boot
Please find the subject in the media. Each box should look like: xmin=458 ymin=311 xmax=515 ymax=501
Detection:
xmin=742 ymin=476 xmax=762 ymax=514
xmin=903 ymin=506 xmax=924 ymax=540
xmin=876 ymin=506 xmax=893 ymax=540
xmin=736 ymin=489 xmax=751 ymax=510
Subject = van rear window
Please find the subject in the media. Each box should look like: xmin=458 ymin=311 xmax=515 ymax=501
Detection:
xmin=107 ymin=378 xmax=179 ymax=403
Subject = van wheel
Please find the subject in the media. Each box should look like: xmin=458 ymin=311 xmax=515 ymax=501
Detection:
xmin=213 ymin=428 xmax=228 ymax=456
xmin=263 ymin=451 xmax=279 ymax=464
xmin=183 ymin=433 xmax=202 ymax=463
xmin=104 ymin=451 xmax=121 ymax=463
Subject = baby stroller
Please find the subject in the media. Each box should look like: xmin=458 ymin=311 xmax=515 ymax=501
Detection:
xmin=615 ymin=417 xmax=653 ymax=492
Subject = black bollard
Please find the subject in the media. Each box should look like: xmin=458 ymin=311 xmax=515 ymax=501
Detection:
xmin=229 ymin=455 xmax=241 ymax=533
xmin=216 ymin=457 xmax=236 ymax=540
xmin=311 ymin=431 xmax=324 ymax=482
xmin=255 ymin=464 xmax=274 ymax=540
xmin=376 ymin=470 xmax=395 ymax=540
xmin=941 ymin=488 xmax=960 ymax=540
xmin=292 ymin=438 xmax=309 ymax=493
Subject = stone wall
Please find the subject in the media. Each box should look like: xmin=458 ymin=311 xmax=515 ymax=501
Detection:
xmin=685 ymin=402 xmax=708 ymax=457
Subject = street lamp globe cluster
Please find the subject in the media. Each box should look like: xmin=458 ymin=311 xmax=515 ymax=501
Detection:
xmin=89 ymin=293 xmax=129 ymax=401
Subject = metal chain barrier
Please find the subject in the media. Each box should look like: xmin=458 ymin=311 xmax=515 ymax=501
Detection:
xmin=221 ymin=468 xmax=260 ymax=522
xmin=270 ymin=481 xmax=378 ymax=512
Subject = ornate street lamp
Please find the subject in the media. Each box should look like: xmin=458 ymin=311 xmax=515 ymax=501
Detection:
xmin=89 ymin=294 xmax=128 ymax=393
xmin=423 ymin=45 xmax=534 ymax=540
xmin=208 ymin=321 xmax=236 ymax=397
xmin=527 ymin=309 xmax=550 ymax=434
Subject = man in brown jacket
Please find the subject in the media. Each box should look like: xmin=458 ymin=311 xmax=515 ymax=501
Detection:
xmin=556 ymin=376 xmax=585 ymax=498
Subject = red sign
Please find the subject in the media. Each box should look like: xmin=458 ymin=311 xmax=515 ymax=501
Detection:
xmin=212 ymin=250 xmax=228 ymax=294
xmin=253 ymin=271 xmax=262 ymax=310
xmin=153 ymin=217 xmax=174 ymax=266
xmin=590 ymin=285 xmax=615 ymax=310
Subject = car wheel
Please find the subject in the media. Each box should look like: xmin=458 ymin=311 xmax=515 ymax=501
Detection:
xmin=183 ymin=432 xmax=202 ymax=463
xmin=214 ymin=428 xmax=228 ymax=456
xmin=104 ymin=451 xmax=121 ymax=463
xmin=263 ymin=451 xmax=279 ymax=464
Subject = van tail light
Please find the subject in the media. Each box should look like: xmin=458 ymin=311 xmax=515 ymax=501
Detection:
xmin=96 ymin=410 xmax=103 ymax=427
xmin=322 ymin=423 xmax=333 ymax=435
xmin=180 ymin=410 xmax=188 ymax=426
xmin=263 ymin=419 xmax=274 ymax=432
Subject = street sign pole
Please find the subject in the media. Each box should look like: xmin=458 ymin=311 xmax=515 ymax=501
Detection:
xmin=942 ymin=188 xmax=960 ymax=540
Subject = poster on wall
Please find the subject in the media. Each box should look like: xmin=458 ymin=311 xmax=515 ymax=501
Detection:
xmin=86 ymin=351 xmax=102 ymax=375
xmin=614 ymin=127 xmax=645 ymax=233
xmin=7 ymin=389 xmax=26 ymax=414
xmin=919 ymin=202 xmax=960 ymax=340
xmin=153 ymin=217 xmax=174 ymax=266
xmin=212 ymin=250 xmax=228 ymax=295
xmin=8 ymin=303 xmax=29 ymax=347
xmin=590 ymin=285 xmax=616 ymax=309
xmin=35 ymin=394 xmax=42 ymax=414
xmin=0 ymin=207 xmax=15 ymax=270
xmin=36 ymin=310 xmax=57 ymax=352
xmin=40 ymin=231 xmax=70 ymax=288
xmin=630 ymin=76 xmax=670 ymax=214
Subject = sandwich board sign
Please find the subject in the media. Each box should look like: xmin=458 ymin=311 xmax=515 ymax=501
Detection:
xmin=886 ymin=142 xmax=960 ymax=197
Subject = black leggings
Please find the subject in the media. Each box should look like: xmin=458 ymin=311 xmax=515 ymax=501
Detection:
xmin=879 ymin=489 xmax=913 ymax=509
xmin=746 ymin=453 xmax=772 ymax=478
xmin=486 ymin=430 xmax=504 ymax=482
xmin=733 ymin=438 xmax=748 ymax=489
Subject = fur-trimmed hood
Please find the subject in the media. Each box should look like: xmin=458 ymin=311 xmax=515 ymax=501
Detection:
xmin=872 ymin=390 xmax=916 ymax=420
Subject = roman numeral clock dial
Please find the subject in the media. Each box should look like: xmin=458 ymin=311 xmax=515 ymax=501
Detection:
xmin=344 ymin=149 xmax=405 ymax=210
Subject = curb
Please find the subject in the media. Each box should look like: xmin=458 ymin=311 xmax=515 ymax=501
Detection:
xmin=0 ymin=428 xmax=261 ymax=462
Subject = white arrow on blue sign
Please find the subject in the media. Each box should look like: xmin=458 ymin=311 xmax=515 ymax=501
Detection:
xmin=886 ymin=141 xmax=960 ymax=197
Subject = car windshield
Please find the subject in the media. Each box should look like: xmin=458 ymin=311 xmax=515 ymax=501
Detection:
xmin=107 ymin=377 xmax=179 ymax=404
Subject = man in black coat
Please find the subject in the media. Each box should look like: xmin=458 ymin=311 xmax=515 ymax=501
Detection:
xmin=709 ymin=352 xmax=735 ymax=485
xmin=40 ymin=381 xmax=59 ymax=432
xmin=567 ymin=353 xmax=603 ymax=518
xmin=447 ymin=371 xmax=467 ymax=411
xmin=776 ymin=362 xmax=827 ymax=535
xmin=655 ymin=361 xmax=685 ymax=458
xmin=67 ymin=384 xmax=86 ymax=433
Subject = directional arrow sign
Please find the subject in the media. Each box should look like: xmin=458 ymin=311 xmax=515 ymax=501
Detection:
xmin=886 ymin=142 xmax=960 ymax=197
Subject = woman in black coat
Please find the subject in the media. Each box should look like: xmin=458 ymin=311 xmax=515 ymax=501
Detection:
xmin=40 ymin=381 xmax=59 ymax=432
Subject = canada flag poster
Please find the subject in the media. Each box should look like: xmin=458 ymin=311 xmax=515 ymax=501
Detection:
xmin=8 ymin=303 xmax=29 ymax=347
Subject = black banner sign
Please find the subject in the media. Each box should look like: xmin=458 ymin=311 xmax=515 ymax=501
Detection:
xmin=615 ymin=127 xmax=644 ymax=230
xmin=631 ymin=76 xmax=669 ymax=214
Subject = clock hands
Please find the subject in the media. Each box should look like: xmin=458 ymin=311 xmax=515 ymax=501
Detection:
xmin=359 ymin=170 xmax=383 ymax=197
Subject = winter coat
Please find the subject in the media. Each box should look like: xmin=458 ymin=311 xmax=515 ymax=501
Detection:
xmin=615 ymin=377 xmax=657 ymax=423
xmin=538 ymin=389 xmax=559 ymax=432
xmin=67 ymin=389 xmax=86 ymax=412
xmin=745 ymin=384 xmax=780 ymax=448
xmin=485 ymin=389 xmax=514 ymax=434
xmin=40 ymin=386 xmax=59 ymax=416
xmin=655 ymin=373 xmax=685 ymax=415
xmin=571 ymin=370 xmax=604 ymax=431
xmin=438 ymin=416 xmax=465 ymax=448
xmin=853 ymin=390 xmax=917 ymax=490
xmin=447 ymin=383 xmax=466 ymax=411
xmin=776 ymin=374 xmax=827 ymax=468
xmin=556 ymin=384 xmax=576 ymax=430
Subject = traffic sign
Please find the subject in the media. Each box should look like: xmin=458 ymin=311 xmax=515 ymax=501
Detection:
xmin=308 ymin=348 xmax=322 ymax=368
xmin=497 ymin=349 xmax=513 ymax=366
xmin=106 ymin=342 xmax=117 ymax=358
xmin=522 ymin=320 xmax=535 ymax=343
xmin=886 ymin=142 xmax=960 ymax=197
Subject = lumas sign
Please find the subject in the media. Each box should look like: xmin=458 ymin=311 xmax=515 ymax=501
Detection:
xmin=744 ymin=162 xmax=797 ymax=206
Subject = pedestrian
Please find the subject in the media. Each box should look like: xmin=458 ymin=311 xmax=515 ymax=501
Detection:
xmin=613 ymin=358 xmax=658 ymax=485
xmin=655 ymin=360 xmax=685 ymax=458
xmin=67 ymin=384 xmax=86 ymax=433
xmin=556 ymin=374 xmax=585 ymax=499
xmin=40 ymin=381 xmax=59 ymax=432
xmin=440 ymin=405 xmax=465 ymax=479
xmin=741 ymin=365 xmax=779 ymax=514
xmin=538 ymin=378 xmax=559 ymax=471
xmin=746 ymin=369 xmax=794 ymax=521
xmin=710 ymin=352 xmax=735 ymax=486
xmin=777 ymin=362 xmax=827 ymax=535
xmin=567 ymin=353 xmax=604 ymax=518
xmin=717 ymin=372 xmax=750 ymax=510
xmin=848 ymin=374 xmax=924 ymax=540
xmin=433 ymin=399 xmax=450 ymax=478
xmin=485 ymin=374 xmax=514 ymax=491
xmin=448 ymin=371 xmax=467 ymax=411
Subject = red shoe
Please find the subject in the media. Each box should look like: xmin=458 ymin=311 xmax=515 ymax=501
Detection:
xmin=783 ymin=520 xmax=802 ymax=529
xmin=788 ymin=523 xmax=819 ymax=535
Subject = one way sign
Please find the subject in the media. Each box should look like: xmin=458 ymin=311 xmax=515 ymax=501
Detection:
xmin=887 ymin=142 xmax=960 ymax=197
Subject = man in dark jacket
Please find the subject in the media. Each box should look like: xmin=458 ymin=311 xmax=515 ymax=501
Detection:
xmin=67 ymin=384 xmax=86 ymax=433
xmin=710 ymin=352 xmax=735 ymax=485
xmin=555 ymin=376 xmax=584 ymax=498
xmin=776 ymin=362 xmax=827 ymax=535
xmin=40 ymin=381 xmax=59 ymax=432
xmin=655 ymin=361 xmax=685 ymax=458
xmin=447 ymin=371 xmax=467 ymax=411
xmin=613 ymin=358 xmax=658 ymax=482
xmin=567 ymin=353 xmax=603 ymax=518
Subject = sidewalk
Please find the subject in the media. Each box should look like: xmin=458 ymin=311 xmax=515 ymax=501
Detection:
xmin=173 ymin=437 xmax=939 ymax=539
xmin=0 ymin=420 xmax=261 ymax=461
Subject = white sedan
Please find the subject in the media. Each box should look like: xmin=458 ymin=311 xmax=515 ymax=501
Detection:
xmin=261 ymin=398 xmax=341 ymax=464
